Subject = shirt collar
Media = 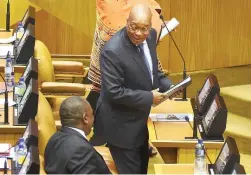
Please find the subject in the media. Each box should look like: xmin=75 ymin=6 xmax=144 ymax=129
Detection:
xmin=135 ymin=40 xmax=147 ymax=46
xmin=68 ymin=127 xmax=86 ymax=139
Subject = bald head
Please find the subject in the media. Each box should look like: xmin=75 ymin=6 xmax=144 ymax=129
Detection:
xmin=126 ymin=4 xmax=152 ymax=45
xmin=59 ymin=96 xmax=93 ymax=129
xmin=128 ymin=4 xmax=152 ymax=23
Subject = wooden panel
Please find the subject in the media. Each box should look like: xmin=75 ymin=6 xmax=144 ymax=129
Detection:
xmin=177 ymin=148 xmax=187 ymax=163
xmin=154 ymin=164 xmax=194 ymax=174
xmin=167 ymin=0 xmax=251 ymax=72
xmin=29 ymin=0 xmax=96 ymax=55
xmin=157 ymin=147 xmax=177 ymax=164
xmin=154 ymin=122 xmax=192 ymax=140
xmin=2 ymin=0 xmax=251 ymax=72
xmin=155 ymin=0 xmax=171 ymax=70
xmin=177 ymin=148 xmax=218 ymax=164
xmin=0 ymin=0 xmax=31 ymax=29
xmin=0 ymin=134 xmax=22 ymax=144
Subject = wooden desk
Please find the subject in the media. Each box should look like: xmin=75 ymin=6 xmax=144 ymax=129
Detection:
xmin=0 ymin=29 xmax=13 ymax=39
xmin=150 ymin=99 xmax=224 ymax=164
xmin=0 ymin=91 xmax=62 ymax=145
xmin=0 ymin=92 xmax=25 ymax=145
xmin=0 ymin=59 xmax=25 ymax=82
xmin=154 ymin=164 xmax=195 ymax=174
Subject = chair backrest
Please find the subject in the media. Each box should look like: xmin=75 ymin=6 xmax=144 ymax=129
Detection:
xmin=35 ymin=91 xmax=57 ymax=157
xmin=34 ymin=40 xmax=55 ymax=87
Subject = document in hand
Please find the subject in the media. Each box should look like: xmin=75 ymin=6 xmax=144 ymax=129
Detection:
xmin=152 ymin=76 xmax=192 ymax=107
xmin=158 ymin=18 xmax=180 ymax=41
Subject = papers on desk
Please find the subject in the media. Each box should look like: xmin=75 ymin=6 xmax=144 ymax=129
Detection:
xmin=149 ymin=113 xmax=194 ymax=122
xmin=0 ymin=98 xmax=16 ymax=106
xmin=0 ymin=143 xmax=11 ymax=156
xmin=0 ymin=45 xmax=14 ymax=58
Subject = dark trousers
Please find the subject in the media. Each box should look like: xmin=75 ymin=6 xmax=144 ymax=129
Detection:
xmin=87 ymin=90 xmax=106 ymax=146
xmin=107 ymin=140 xmax=149 ymax=174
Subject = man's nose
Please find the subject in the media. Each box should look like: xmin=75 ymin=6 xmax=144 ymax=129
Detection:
xmin=135 ymin=30 xmax=143 ymax=36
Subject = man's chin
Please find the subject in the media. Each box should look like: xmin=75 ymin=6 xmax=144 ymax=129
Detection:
xmin=132 ymin=39 xmax=143 ymax=45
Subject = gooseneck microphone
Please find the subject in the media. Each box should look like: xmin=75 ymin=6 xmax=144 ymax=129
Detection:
xmin=0 ymin=52 xmax=10 ymax=124
xmin=0 ymin=73 xmax=9 ymax=125
xmin=0 ymin=72 xmax=9 ymax=124
xmin=6 ymin=0 xmax=10 ymax=31
xmin=158 ymin=13 xmax=187 ymax=101
xmin=184 ymin=116 xmax=212 ymax=164
xmin=185 ymin=116 xmax=197 ymax=139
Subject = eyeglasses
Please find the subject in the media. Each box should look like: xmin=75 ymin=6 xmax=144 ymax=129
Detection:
xmin=128 ymin=23 xmax=151 ymax=34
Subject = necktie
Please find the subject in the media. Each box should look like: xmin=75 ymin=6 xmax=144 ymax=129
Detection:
xmin=138 ymin=43 xmax=152 ymax=82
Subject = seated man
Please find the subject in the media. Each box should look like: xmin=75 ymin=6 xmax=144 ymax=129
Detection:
xmin=44 ymin=96 xmax=111 ymax=174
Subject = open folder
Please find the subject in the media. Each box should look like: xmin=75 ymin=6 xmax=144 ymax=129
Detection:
xmin=152 ymin=76 xmax=192 ymax=107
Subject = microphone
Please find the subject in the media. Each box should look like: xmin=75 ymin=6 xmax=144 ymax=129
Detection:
xmin=4 ymin=159 xmax=8 ymax=175
xmin=185 ymin=115 xmax=197 ymax=139
xmin=6 ymin=0 xmax=10 ymax=31
xmin=158 ymin=13 xmax=188 ymax=101
xmin=184 ymin=116 xmax=213 ymax=164
xmin=0 ymin=52 xmax=11 ymax=125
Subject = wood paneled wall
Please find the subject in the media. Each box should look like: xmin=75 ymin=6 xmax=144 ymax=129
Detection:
xmin=156 ymin=0 xmax=251 ymax=72
xmin=29 ymin=0 xmax=96 ymax=55
xmin=0 ymin=0 xmax=31 ymax=29
xmin=1 ymin=0 xmax=251 ymax=73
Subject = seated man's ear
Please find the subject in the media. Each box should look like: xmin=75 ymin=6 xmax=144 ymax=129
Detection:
xmin=82 ymin=113 xmax=88 ymax=124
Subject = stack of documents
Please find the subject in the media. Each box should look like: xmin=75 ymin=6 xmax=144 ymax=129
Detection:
xmin=149 ymin=113 xmax=194 ymax=122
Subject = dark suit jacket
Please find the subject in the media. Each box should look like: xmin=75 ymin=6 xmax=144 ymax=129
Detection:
xmin=44 ymin=127 xmax=111 ymax=174
xmin=95 ymin=27 xmax=172 ymax=149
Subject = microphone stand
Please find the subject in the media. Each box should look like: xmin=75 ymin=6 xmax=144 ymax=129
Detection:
xmin=6 ymin=0 xmax=10 ymax=31
xmin=184 ymin=117 xmax=213 ymax=165
xmin=0 ymin=51 xmax=11 ymax=125
xmin=0 ymin=73 xmax=9 ymax=124
xmin=159 ymin=15 xmax=187 ymax=101
xmin=184 ymin=116 xmax=198 ymax=139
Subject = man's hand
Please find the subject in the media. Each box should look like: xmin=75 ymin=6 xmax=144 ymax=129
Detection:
xmin=152 ymin=88 xmax=165 ymax=105
xmin=168 ymin=89 xmax=183 ymax=100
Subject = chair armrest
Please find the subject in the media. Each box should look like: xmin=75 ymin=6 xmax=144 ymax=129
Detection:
xmin=83 ymin=67 xmax=89 ymax=77
xmin=94 ymin=146 xmax=118 ymax=174
xmin=41 ymin=82 xmax=86 ymax=97
xmin=39 ymin=155 xmax=47 ymax=174
xmin=52 ymin=61 xmax=84 ymax=76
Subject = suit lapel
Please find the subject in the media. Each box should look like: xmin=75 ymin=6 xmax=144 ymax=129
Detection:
xmin=123 ymin=28 xmax=152 ymax=85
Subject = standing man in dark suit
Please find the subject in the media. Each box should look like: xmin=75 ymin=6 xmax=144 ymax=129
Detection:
xmin=44 ymin=96 xmax=111 ymax=174
xmin=96 ymin=4 xmax=173 ymax=174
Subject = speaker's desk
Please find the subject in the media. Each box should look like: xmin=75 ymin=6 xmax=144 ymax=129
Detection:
xmin=149 ymin=99 xmax=224 ymax=164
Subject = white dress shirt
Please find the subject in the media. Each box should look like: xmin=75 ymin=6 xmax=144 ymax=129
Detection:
xmin=139 ymin=40 xmax=153 ymax=83
xmin=68 ymin=127 xmax=87 ymax=139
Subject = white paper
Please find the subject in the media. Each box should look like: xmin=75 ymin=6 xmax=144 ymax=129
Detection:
xmin=0 ymin=98 xmax=16 ymax=106
xmin=150 ymin=113 xmax=194 ymax=122
xmin=160 ymin=17 xmax=180 ymax=40
xmin=0 ymin=45 xmax=14 ymax=57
